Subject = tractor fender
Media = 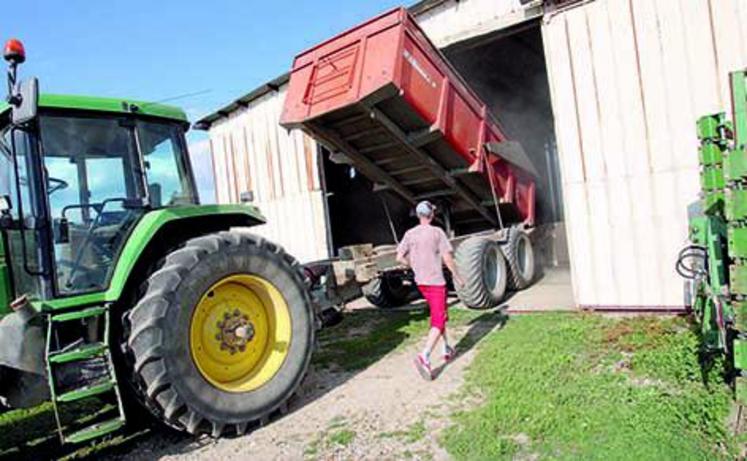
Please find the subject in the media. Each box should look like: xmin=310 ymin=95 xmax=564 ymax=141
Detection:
xmin=103 ymin=205 xmax=265 ymax=304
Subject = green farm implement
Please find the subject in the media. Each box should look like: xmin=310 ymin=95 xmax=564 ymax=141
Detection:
xmin=0 ymin=39 xmax=316 ymax=444
xmin=680 ymin=69 xmax=747 ymax=402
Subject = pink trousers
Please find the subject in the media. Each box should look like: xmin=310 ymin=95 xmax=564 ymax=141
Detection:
xmin=418 ymin=285 xmax=448 ymax=332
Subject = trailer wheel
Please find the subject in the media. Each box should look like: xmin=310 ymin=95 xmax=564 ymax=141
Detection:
xmin=455 ymin=237 xmax=507 ymax=309
xmin=362 ymin=275 xmax=412 ymax=308
xmin=502 ymin=227 xmax=535 ymax=290
xmin=125 ymin=231 xmax=313 ymax=437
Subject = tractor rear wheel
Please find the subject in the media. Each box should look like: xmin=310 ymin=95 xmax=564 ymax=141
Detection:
xmin=124 ymin=231 xmax=313 ymax=437
xmin=455 ymin=236 xmax=507 ymax=309
xmin=502 ymin=227 xmax=535 ymax=290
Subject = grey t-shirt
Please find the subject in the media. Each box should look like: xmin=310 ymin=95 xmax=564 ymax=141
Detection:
xmin=396 ymin=224 xmax=453 ymax=286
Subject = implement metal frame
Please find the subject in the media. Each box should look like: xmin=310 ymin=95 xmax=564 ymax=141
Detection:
xmin=687 ymin=69 xmax=747 ymax=403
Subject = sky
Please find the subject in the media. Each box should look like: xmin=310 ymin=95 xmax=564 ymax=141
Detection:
xmin=9 ymin=0 xmax=408 ymax=200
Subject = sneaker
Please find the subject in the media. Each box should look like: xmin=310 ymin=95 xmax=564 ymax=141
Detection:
xmin=443 ymin=345 xmax=456 ymax=363
xmin=414 ymin=353 xmax=432 ymax=381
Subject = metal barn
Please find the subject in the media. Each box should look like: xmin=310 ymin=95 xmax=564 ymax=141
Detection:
xmin=196 ymin=0 xmax=747 ymax=310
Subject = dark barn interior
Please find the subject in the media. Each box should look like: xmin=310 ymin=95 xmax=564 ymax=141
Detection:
xmin=321 ymin=20 xmax=566 ymax=259
xmin=445 ymin=21 xmax=562 ymax=224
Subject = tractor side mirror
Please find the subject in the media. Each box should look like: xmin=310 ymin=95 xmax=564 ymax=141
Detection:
xmin=0 ymin=195 xmax=11 ymax=215
xmin=11 ymin=77 xmax=38 ymax=125
xmin=53 ymin=217 xmax=70 ymax=244
xmin=0 ymin=195 xmax=12 ymax=229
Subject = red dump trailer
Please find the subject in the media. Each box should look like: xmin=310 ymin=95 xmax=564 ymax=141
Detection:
xmin=282 ymin=8 xmax=538 ymax=309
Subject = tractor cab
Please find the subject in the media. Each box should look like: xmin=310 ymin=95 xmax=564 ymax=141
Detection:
xmin=0 ymin=40 xmax=198 ymax=307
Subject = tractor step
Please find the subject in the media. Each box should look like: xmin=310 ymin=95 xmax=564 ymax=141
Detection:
xmin=56 ymin=378 xmax=115 ymax=403
xmin=46 ymin=306 xmax=127 ymax=444
xmin=48 ymin=342 xmax=107 ymax=364
xmin=64 ymin=418 xmax=125 ymax=445
xmin=51 ymin=306 xmax=107 ymax=322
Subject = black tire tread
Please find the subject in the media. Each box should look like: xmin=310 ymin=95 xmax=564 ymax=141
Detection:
xmin=502 ymin=227 xmax=535 ymax=290
xmin=455 ymin=237 xmax=506 ymax=309
xmin=362 ymin=276 xmax=409 ymax=308
xmin=124 ymin=231 xmax=311 ymax=437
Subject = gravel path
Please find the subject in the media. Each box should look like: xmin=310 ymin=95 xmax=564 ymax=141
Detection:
xmin=118 ymin=310 xmax=502 ymax=461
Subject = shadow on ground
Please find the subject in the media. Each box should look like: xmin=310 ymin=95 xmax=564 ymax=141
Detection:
xmin=0 ymin=300 xmax=508 ymax=460
xmin=432 ymin=310 xmax=508 ymax=379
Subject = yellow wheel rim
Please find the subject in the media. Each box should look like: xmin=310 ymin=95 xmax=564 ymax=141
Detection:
xmin=189 ymin=274 xmax=291 ymax=392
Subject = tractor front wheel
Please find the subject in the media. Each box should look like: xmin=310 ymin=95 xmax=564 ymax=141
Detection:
xmin=125 ymin=231 xmax=313 ymax=437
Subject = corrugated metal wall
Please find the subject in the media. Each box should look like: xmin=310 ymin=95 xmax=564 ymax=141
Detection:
xmin=416 ymin=0 xmax=543 ymax=48
xmin=542 ymin=0 xmax=747 ymax=307
xmin=206 ymin=0 xmax=746 ymax=308
xmin=208 ymin=87 xmax=330 ymax=263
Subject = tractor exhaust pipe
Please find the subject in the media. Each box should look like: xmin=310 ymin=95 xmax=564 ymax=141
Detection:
xmin=10 ymin=295 xmax=37 ymax=322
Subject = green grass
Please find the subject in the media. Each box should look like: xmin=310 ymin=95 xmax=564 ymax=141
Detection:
xmin=328 ymin=428 xmax=356 ymax=447
xmin=1 ymin=309 xmax=734 ymax=460
xmin=0 ymin=398 xmax=163 ymax=460
xmin=441 ymin=313 xmax=735 ymax=461
xmin=0 ymin=400 xmax=106 ymax=459
xmin=379 ymin=420 xmax=427 ymax=444
xmin=304 ymin=416 xmax=357 ymax=458
xmin=314 ymin=304 xmax=498 ymax=371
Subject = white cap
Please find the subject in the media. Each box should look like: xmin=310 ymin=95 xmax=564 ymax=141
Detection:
xmin=415 ymin=200 xmax=436 ymax=217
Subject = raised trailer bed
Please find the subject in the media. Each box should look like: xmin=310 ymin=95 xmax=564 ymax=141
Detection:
xmin=281 ymin=7 xmax=536 ymax=232
xmin=283 ymin=8 xmax=539 ymax=309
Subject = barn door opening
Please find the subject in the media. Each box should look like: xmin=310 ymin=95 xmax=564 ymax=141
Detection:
xmin=444 ymin=20 xmax=569 ymax=269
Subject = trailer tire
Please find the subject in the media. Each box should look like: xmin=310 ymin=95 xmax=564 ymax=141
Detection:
xmin=124 ymin=231 xmax=314 ymax=437
xmin=362 ymin=275 xmax=412 ymax=308
xmin=502 ymin=227 xmax=535 ymax=290
xmin=455 ymin=237 xmax=507 ymax=309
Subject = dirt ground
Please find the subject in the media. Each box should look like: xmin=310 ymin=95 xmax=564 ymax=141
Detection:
xmin=0 ymin=267 xmax=572 ymax=461
xmin=98 ymin=267 xmax=570 ymax=461
xmin=8 ymin=267 xmax=727 ymax=460
xmin=113 ymin=301 xmax=505 ymax=461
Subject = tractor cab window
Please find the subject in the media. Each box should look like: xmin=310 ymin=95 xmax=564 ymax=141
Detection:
xmin=40 ymin=115 xmax=143 ymax=295
xmin=0 ymin=130 xmax=12 ymax=198
xmin=1 ymin=125 xmax=44 ymax=297
xmin=137 ymin=122 xmax=195 ymax=208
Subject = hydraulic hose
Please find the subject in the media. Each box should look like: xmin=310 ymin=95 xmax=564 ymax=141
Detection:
xmin=676 ymin=244 xmax=707 ymax=280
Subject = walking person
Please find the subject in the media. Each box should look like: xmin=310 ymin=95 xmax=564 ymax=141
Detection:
xmin=396 ymin=201 xmax=464 ymax=380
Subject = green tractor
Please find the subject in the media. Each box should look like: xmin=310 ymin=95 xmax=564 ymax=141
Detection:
xmin=0 ymin=39 xmax=315 ymax=443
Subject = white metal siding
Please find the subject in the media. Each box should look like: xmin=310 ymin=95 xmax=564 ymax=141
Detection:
xmin=543 ymin=0 xmax=747 ymax=307
xmin=208 ymin=87 xmax=329 ymax=263
xmin=416 ymin=0 xmax=543 ymax=48
xmin=205 ymin=0 xmax=746 ymax=308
